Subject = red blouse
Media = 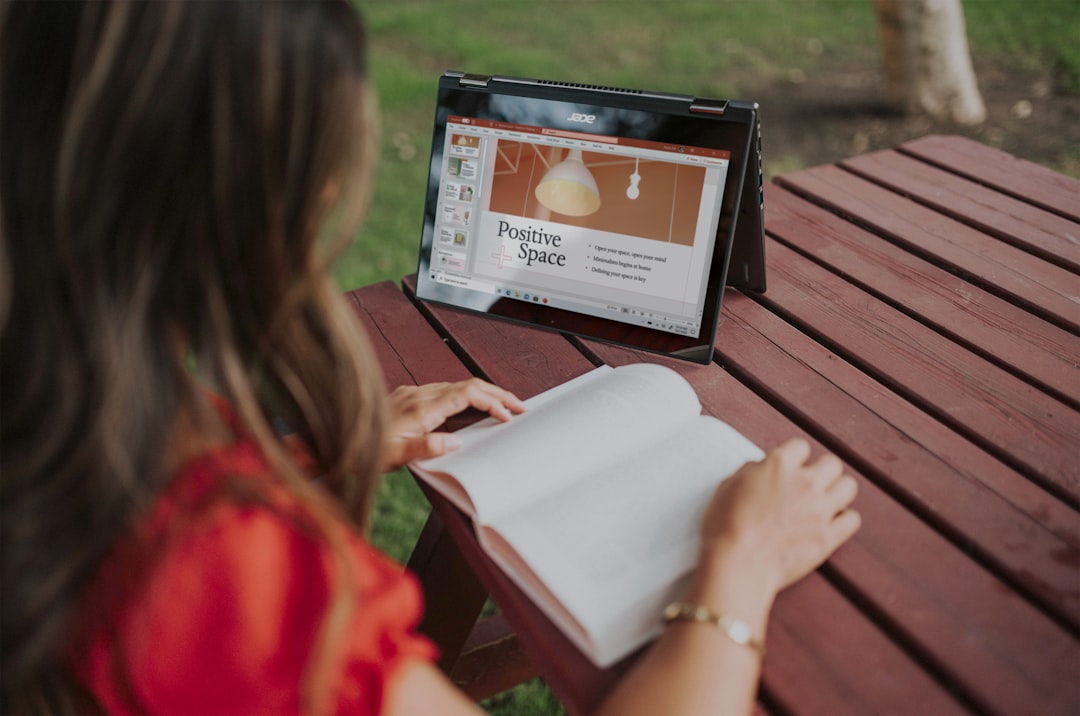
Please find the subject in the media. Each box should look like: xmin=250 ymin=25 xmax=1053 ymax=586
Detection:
xmin=71 ymin=430 xmax=436 ymax=715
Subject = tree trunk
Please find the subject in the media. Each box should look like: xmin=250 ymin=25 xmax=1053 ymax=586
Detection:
xmin=874 ymin=0 xmax=986 ymax=125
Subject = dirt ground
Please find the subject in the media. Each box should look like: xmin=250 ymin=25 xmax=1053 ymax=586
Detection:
xmin=756 ymin=59 xmax=1080 ymax=180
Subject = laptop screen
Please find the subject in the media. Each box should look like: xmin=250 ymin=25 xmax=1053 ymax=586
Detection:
xmin=415 ymin=73 xmax=760 ymax=363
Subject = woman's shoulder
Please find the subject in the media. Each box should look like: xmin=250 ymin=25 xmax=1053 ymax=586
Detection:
xmin=73 ymin=439 xmax=435 ymax=715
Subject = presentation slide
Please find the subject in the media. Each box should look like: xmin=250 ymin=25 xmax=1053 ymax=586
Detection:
xmin=463 ymin=140 xmax=719 ymax=306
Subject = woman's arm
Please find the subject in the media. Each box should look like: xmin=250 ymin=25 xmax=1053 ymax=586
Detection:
xmin=386 ymin=661 xmax=487 ymax=716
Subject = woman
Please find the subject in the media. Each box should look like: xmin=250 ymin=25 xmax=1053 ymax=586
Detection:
xmin=0 ymin=2 xmax=860 ymax=714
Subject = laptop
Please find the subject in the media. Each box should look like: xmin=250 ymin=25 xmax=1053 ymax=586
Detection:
xmin=414 ymin=71 xmax=765 ymax=364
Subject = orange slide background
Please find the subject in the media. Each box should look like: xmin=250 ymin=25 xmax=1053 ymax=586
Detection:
xmin=487 ymin=141 xmax=705 ymax=246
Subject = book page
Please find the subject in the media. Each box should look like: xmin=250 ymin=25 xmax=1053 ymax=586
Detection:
xmin=489 ymin=415 xmax=764 ymax=666
xmin=411 ymin=363 xmax=702 ymax=522
xmin=476 ymin=526 xmax=597 ymax=657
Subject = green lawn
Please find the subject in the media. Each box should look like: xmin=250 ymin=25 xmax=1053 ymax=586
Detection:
xmin=342 ymin=0 xmax=1079 ymax=291
xmin=350 ymin=2 xmax=1078 ymax=712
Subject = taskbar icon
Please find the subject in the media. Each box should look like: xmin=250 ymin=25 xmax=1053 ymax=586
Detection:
xmin=496 ymin=287 xmax=548 ymax=304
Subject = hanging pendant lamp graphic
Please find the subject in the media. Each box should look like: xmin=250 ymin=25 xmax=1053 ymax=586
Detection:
xmin=626 ymin=157 xmax=641 ymax=200
xmin=534 ymin=148 xmax=601 ymax=216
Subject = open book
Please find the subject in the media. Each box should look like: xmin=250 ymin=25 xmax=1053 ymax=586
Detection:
xmin=409 ymin=363 xmax=764 ymax=667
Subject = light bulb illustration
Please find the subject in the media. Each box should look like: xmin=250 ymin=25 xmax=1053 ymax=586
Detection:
xmin=627 ymin=157 xmax=641 ymax=200
xmin=535 ymin=148 xmax=601 ymax=216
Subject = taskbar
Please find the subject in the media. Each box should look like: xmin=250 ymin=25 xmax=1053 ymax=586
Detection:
xmin=495 ymin=284 xmax=700 ymax=338
xmin=428 ymin=271 xmax=700 ymax=337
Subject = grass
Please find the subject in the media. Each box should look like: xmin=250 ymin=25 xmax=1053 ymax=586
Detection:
xmin=347 ymin=2 xmax=1078 ymax=712
xmin=342 ymin=0 xmax=1079 ymax=291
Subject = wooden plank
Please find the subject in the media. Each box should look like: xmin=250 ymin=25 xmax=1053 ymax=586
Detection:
xmin=761 ymin=575 xmax=967 ymax=716
xmin=898 ymin=134 xmax=1080 ymax=222
xmin=349 ymin=281 xmax=485 ymax=435
xmin=449 ymin=614 xmax=535 ymax=700
xmin=719 ymin=292 xmax=1079 ymax=626
xmin=345 ymin=286 xmax=416 ymax=391
xmin=580 ymin=341 xmax=1079 ymax=715
xmin=406 ymin=512 xmax=491 ymax=674
xmin=402 ymin=275 xmax=593 ymax=396
xmin=775 ymin=164 xmax=1080 ymax=333
xmin=840 ymin=149 xmax=1080 ymax=273
xmin=757 ymin=238 xmax=1080 ymax=505
xmin=348 ymin=281 xmax=476 ymax=386
xmin=762 ymin=184 xmax=1080 ymax=408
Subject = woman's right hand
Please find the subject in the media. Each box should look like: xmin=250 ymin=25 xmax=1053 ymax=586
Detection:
xmin=594 ymin=439 xmax=860 ymax=716
xmin=698 ymin=438 xmax=861 ymax=604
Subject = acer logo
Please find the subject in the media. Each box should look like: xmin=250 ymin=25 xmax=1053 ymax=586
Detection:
xmin=567 ymin=113 xmax=596 ymax=124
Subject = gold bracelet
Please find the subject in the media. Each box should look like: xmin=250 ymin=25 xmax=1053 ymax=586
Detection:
xmin=662 ymin=601 xmax=765 ymax=656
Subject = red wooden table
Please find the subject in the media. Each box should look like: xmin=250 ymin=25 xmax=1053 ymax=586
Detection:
xmin=347 ymin=135 xmax=1080 ymax=715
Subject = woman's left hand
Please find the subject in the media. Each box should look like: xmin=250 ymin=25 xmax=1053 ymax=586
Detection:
xmin=379 ymin=378 xmax=526 ymax=472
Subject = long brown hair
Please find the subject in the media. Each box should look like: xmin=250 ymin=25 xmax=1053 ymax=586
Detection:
xmin=1 ymin=1 xmax=386 ymax=711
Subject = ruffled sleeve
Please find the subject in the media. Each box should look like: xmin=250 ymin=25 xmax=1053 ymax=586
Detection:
xmin=332 ymin=538 xmax=439 ymax=714
xmin=78 ymin=497 xmax=436 ymax=716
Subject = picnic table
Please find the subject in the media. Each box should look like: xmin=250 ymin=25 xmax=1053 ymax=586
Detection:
xmin=346 ymin=134 xmax=1080 ymax=715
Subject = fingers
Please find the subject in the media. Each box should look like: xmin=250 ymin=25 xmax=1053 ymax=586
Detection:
xmin=389 ymin=379 xmax=525 ymax=431
xmin=770 ymin=437 xmax=860 ymax=535
xmin=801 ymin=448 xmax=860 ymax=552
xmin=771 ymin=437 xmax=811 ymax=469
xmin=454 ymin=378 xmax=527 ymax=422
xmin=420 ymin=379 xmax=525 ymax=426
xmin=835 ymin=507 xmax=862 ymax=537
xmin=381 ymin=379 xmax=525 ymax=472
xmin=824 ymin=471 xmax=859 ymax=513
xmin=804 ymin=452 xmax=845 ymax=490
xmin=701 ymin=437 xmax=861 ymax=596
xmin=796 ymin=446 xmax=859 ymax=521
xmin=825 ymin=508 xmax=862 ymax=554
xmin=773 ymin=439 xmax=850 ymax=497
xmin=388 ymin=432 xmax=462 ymax=467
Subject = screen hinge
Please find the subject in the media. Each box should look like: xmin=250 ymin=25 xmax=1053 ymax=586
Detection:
xmin=458 ymin=73 xmax=492 ymax=88
xmin=688 ymin=98 xmax=729 ymax=115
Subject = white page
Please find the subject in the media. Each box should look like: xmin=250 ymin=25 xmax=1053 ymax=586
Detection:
xmin=406 ymin=367 xmax=610 ymax=516
xmin=490 ymin=415 xmax=764 ymax=665
xmin=411 ymin=363 xmax=702 ymax=522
